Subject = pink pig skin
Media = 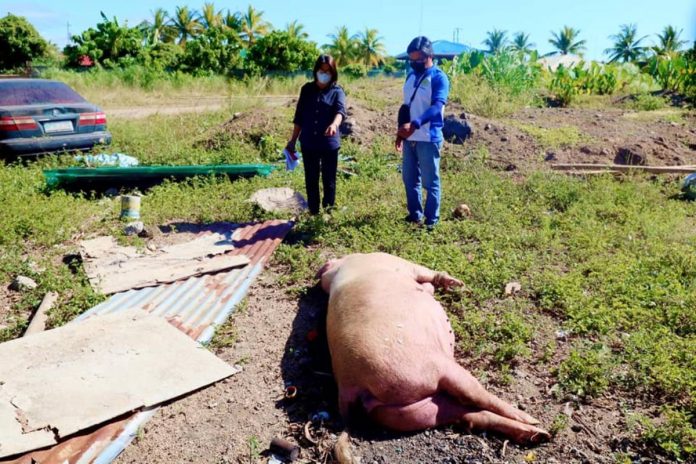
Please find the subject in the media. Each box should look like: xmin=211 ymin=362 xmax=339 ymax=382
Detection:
xmin=318 ymin=253 xmax=549 ymax=444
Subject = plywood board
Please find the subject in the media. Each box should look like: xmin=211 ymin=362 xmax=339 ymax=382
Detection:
xmin=80 ymin=232 xmax=250 ymax=294
xmin=0 ymin=311 xmax=237 ymax=458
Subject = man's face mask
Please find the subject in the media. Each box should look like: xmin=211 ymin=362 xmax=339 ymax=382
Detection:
xmin=410 ymin=59 xmax=427 ymax=74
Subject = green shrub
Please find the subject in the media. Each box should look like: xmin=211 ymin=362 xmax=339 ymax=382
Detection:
xmin=638 ymin=407 xmax=696 ymax=461
xmin=557 ymin=346 xmax=611 ymax=399
xmin=627 ymin=93 xmax=668 ymax=111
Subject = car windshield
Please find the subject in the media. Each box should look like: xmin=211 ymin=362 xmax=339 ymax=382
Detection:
xmin=0 ymin=81 xmax=86 ymax=106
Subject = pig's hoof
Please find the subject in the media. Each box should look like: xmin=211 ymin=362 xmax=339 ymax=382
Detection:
xmin=527 ymin=429 xmax=551 ymax=445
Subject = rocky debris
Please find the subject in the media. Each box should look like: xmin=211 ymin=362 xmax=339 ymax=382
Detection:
xmin=124 ymin=221 xmax=145 ymax=236
xmin=615 ymin=145 xmax=648 ymax=166
xmin=250 ymin=188 xmax=308 ymax=213
xmin=453 ymin=204 xmax=472 ymax=219
xmin=339 ymin=117 xmax=358 ymax=137
xmin=504 ymin=281 xmax=522 ymax=296
xmin=443 ymin=114 xmax=472 ymax=144
xmin=9 ymin=276 xmax=37 ymax=292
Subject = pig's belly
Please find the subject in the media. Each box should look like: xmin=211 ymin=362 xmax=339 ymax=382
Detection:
xmin=327 ymin=277 xmax=455 ymax=406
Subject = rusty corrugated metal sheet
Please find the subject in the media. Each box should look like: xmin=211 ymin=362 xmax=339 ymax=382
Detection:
xmin=3 ymin=219 xmax=293 ymax=464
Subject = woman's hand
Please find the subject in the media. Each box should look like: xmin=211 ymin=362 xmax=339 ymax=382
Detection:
xmin=286 ymin=140 xmax=297 ymax=153
xmin=324 ymin=122 xmax=339 ymax=137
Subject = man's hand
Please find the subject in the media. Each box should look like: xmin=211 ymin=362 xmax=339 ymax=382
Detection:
xmin=286 ymin=140 xmax=297 ymax=153
xmin=395 ymin=136 xmax=403 ymax=152
xmin=397 ymin=122 xmax=416 ymax=140
xmin=325 ymin=122 xmax=339 ymax=136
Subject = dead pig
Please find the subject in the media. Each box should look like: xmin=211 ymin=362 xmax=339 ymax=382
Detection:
xmin=318 ymin=252 xmax=549 ymax=444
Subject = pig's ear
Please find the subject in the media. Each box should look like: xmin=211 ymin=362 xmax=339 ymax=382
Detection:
xmin=315 ymin=260 xmax=335 ymax=279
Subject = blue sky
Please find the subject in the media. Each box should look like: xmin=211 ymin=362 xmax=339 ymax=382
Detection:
xmin=3 ymin=0 xmax=695 ymax=60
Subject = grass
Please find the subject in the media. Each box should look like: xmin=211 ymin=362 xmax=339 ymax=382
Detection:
xmin=509 ymin=122 xmax=590 ymax=149
xmin=1 ymin=75 xmax=695 ymax=461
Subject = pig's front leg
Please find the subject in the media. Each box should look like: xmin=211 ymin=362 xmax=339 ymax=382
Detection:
xmin=410 ymin=263 xmax=463 ymax=291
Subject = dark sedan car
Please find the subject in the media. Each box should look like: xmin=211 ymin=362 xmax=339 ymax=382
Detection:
xmin=0 ymin=79 xmax=112 ymax=156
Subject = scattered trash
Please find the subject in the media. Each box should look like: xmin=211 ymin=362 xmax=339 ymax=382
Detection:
xmin=311 ymin=411 xmax=330 ymax=423
xmin=268 ymin=454 xmax=284 ymax=464
xmin=269 ymin=437 xmax=300 ymax=462
xmin=284 ymin=148 xmax=301 ymax=171
xmin=74 ymin=153 xmax=139 ymax=168
xmin=123 ymin=221 xmax=145 ymax=236
xmin=12 ymin=220 xmax=296 ymax=463
xmin=24 ymin=291 xmax=58 ymax=336
xmin=334 ymin=431 xmax=357 ymax=464
xmin=453 ymin=203 xmax=472 ymax=219
xmin=683 ymin=172 xmax=696 ymax=200
xmin=121 ymin=194 xmax=141 ymax=220
xmin=9 ymin=275 xmax=37 ymax=292
xmin=284 ymin=385 xmax=298 ymax=399
xmin=555 ymin=329 xmax=570 ymax=340
xmin=504 ymin=281 xmax=522 ymax=296
xmin=0 ymin=311 xmax=237 ymax=458
xmin=79 ymin=233 xmax=249 ymax=294
xmin=250 ymin=188 xmax=308 ymax=213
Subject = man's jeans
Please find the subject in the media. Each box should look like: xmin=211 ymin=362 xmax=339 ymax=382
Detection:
xmin=402 ymin=140 xmax=442 ymax=226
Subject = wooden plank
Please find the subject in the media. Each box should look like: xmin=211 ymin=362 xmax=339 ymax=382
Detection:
xmin=23 ymin=292 xmax=58 ymax=337
xmin=551 ymin=164 xmax=696 ymax=174
xmin=80 ymin=232 xmax=250 ymax=294
xmin=0 ymin=311 xmax=237 ymax=458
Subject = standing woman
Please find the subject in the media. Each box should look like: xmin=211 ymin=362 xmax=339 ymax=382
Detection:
xmin=287 ymin=55 xmax=346 ymax=215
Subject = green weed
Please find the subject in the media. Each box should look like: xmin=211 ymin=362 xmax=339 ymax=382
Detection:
xmin=510 ymin=123 xmax=589 ymax=149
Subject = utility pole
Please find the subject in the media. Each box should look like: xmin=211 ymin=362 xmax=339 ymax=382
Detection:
xmin=453 ymin=28 xmax=463 ymax=43
xmin=66 ymin=21 xmax=71 ymax=42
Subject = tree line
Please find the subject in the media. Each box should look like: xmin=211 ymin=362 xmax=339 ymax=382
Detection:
xmin=482 ymin=25 xmax=692 ymax=62
xmin=0 ymin=7 xmax=693 ymax=75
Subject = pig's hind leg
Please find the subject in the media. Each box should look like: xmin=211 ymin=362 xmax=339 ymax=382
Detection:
xmin=369 ymin=393 xmax=549 ymax=444
xmin=438 ymin=360 xmax=543 ymax=426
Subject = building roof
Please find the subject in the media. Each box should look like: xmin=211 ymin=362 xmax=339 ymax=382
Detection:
xmin=537 ymin=53 xmax=583 ymax=71
xmin=395 ymin=40 xmax=476 ymax=60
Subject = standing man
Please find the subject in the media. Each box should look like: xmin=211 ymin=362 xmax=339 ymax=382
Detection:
xmin=396 ymin=36 xmax=449 ymax=230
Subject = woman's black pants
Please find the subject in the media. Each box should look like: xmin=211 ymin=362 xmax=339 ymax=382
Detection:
xmin=302 ymin=148 xmax=338 ymax=214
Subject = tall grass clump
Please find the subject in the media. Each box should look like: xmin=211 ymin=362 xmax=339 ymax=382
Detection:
xmin=441 ymin=51 xmax=542 ymax=117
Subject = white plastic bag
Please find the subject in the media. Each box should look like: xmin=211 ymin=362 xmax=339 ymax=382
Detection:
xmin=284 ymin=148 xmax=301 ymax=171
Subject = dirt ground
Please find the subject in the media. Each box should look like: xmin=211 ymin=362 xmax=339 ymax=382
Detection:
xmin=4 ymin=91 xmax=695 ymax=463
xmin=115 ymin=262 xmax=666 ymax=464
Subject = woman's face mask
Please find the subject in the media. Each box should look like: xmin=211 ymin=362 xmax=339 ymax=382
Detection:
xmin=316 ymin=71 xmax=332 ymax=85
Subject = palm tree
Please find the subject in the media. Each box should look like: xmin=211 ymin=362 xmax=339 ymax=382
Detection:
xmin=324 ymin=26 xmax=356 ymax=66
xmin=240 ymin=5 xmax=270 ymax=46
xmin=171 ymin=6 xmax=202 ymax=45
xmin=139 ymin=8 xmax=175 ymax=45
xmin=482 ymin=29 xmax=508 ymax=53
xmin=653 ymin=25 xmax=688 ymax=56
xmin=549 ymin=26 xmax=586 ymax=55
xmin=223 ymin=10 xmax=242 ymax=33
xmin=510 ymin=32 xmax=535 ymax=55
xmin=355 ymin=27 xmax=386 ymax=67
xmin=285 ymin=20 xmax=308 ymax=40
xmin=605 ymin=24 xmax=648 ymax=62
xmin=200 ymin=2 xmax=223 ymax=29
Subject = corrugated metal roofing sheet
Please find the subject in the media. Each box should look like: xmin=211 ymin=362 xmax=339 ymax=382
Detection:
xmin=3 ymin=219 xmax=293 ymax=464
